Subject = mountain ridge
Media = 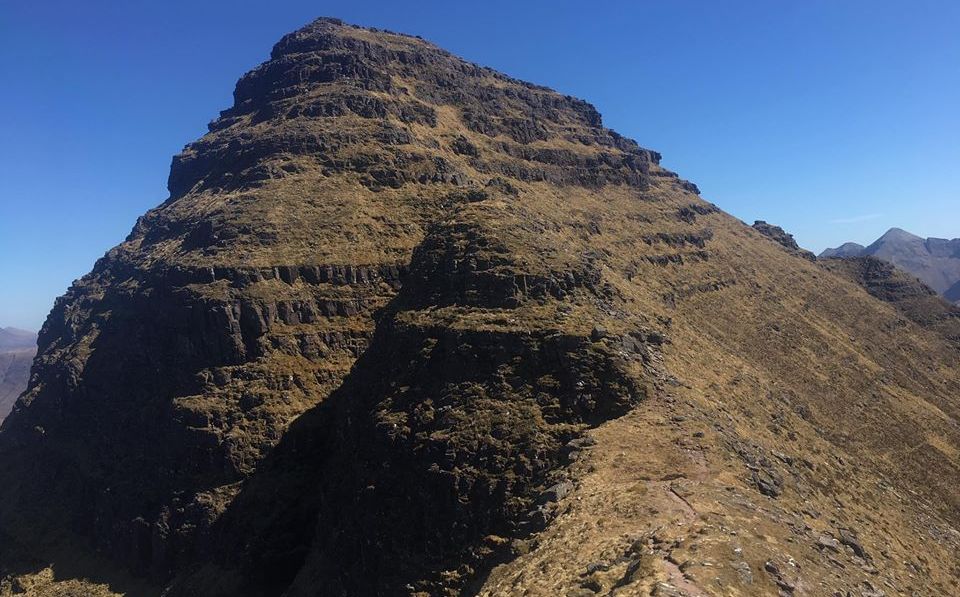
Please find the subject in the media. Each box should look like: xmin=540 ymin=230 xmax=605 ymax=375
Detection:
xmin=821 ymin=228 xmax=960 ymax=302
xmin=819 ymin=241 xmax=865 ymax=259
xmin=0 ymin=328 xmax=35 ymax=352
xmin=1 ymin=17 xmax=959 ymax=596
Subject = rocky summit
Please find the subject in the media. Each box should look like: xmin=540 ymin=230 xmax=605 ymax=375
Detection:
xmin=2 ymin=18 xmax=960 ymax=597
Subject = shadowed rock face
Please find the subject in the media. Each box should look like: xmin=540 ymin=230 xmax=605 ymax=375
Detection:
xmin=821 ymin=228 xmax=960 ymax=298
xmin=2 ymin=17 xmax=960 ymax=597
xmin=171 ymin=209 xmax=658 ymax=596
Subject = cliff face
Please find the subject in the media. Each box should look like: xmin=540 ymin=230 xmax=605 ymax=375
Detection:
xmin=2 ymin=18 xmax=960 ymax=597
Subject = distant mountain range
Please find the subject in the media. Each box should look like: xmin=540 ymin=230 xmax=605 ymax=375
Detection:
xmin=0 ymin=327 xmax=36 ymax=421
xmin=820 ymin=228 xmax=960 ymax=303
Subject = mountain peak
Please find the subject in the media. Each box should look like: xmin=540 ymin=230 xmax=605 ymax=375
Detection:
xmin=268 ymin=15 xmax=436 ymax=61
xmin=825 ymin=227 xmax=960 ymax=295
xmin=877 ymin=227 xmax=922 ymax=242
xmin=1 ymin=17 xmax=959 ymax=597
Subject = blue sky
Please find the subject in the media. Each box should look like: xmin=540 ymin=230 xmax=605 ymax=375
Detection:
xmin=1 ymin=1 xmax=958 ymax=330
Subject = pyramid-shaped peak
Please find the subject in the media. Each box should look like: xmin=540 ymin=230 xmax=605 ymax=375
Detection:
xmin=878 ymin=227 xmax=922 ymax=242
xmin=4 ymin=16 xmax=959 ymax=597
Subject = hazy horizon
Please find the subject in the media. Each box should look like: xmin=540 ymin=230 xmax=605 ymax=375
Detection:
xmin=2 ymin=0 xmax=958 ymax=330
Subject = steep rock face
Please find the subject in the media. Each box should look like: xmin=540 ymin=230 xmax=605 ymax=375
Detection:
xmin=173 ymin=202 xmax=662 ymax=596
xmin=2 ymin=17 xmax=960 ymax=597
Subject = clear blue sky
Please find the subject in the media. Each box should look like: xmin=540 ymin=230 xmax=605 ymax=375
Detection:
xmin=1 ymin=1 xmax=958 ymax=330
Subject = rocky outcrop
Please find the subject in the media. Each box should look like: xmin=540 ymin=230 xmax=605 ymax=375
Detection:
xmin=0 ymin=255 xmax=399 ymax=579
xmin=170 ymin=205 xmax=661 ymax=596
xmin=751 ymin=220 xmax=816 ymax=261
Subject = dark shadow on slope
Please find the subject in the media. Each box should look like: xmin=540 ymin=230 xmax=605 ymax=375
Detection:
xmin=0 ymin=265 xmax=257 ymax=592
xmin=0 ymin=529 xmax=161 ymax=597
xmin=169 ymin=214 xmax=659 ymax=596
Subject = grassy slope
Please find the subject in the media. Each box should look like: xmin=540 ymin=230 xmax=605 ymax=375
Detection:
xmin=479 ymin=189 xmax=960 ymax=595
